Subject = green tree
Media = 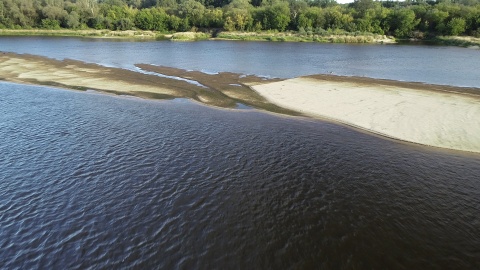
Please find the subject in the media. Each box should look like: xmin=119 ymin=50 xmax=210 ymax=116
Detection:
xmin=76 ymin=0 xmax=99 ymax=23
xmin=324 ymin=6 xmax=352 ymax=30
xmin=203 ymin=8 xmax=223 ymax=28
xmin=410 ymin=4 xmax=428 ymax=32
xmin=151 ymin=8 xmax=168 ymax=31
xmin=134 ymin=8 xmax=154 ymax=29
xmin=388 ymin=8 xmax=420 ymax=37
xmin=102 ymin=3 xmax=136 ymax=30
xmin=167 ymin=14 xmax=182 ymax=31
xmin=64 ymin=11 xmax=81 ymax=28
xmin=425 ymin=8 xmax=450 ymax=34
xmin=157 ymin=0 xmax=178 ymax=11
xmin=261 ymin=1 xmax=291 ymax=31
xmin=178 ymin=0 xmax=206 ymax=27
xmin=0 ymin=0 xmax=476 ymax=39
xmin=288 ymin=0 xmax=308 ymax=25
xmin=41 ymin=18 xmax=61 ymax=29
xmin=355 ymin=6 xmax=391 ymax=34
xmin=87 ymin=15 xmax=107 ymax=29
xmin=223 ymin=0 xmax=253 ymax=31
xmin=447 ymin=17 xmax=466 ymax=35
xmin=42 ymin=5 xmax=67 ymax=22
xmin=297 ymin=13 xmax=312 ymax=30
xmin=115 ymin=17 xmax=134 ymax=30
xmin=303 ymin=7 xmax=326 ymax=30
xmin=312 ymin=0 xmax=337 ymax=8
xmin=353 ymin=0 xmax=375 ymax=17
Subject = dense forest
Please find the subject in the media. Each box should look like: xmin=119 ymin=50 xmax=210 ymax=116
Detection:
xmin=0 ymin=0 xmax=479 ymax=38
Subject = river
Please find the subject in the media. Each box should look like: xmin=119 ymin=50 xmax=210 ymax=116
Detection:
xmin=0 ymin=38 xmax=479 ymax=269
xmin=1 ymin=36 xmax=479 ymax=87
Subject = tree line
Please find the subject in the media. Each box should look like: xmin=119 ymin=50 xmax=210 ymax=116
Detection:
xmin=1 ymin=0 xmax=479 ymax=38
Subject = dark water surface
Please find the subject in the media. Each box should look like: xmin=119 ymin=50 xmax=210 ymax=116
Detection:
xmin=1 ymin=36 xmax=479 ymax=87
xmin=1 ymin=83 xmax=479 ymax=269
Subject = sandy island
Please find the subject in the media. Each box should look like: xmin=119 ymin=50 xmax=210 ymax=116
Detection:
xmin=1 ymin=52 xmax=480 ymax=153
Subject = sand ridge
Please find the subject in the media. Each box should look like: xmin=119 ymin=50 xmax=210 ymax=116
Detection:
xmin=0 ymin=52 xmax=294 ymax=114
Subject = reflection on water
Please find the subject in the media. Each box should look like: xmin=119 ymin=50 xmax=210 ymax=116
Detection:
xmin=1 ymin=83 xmax=479 ymax=269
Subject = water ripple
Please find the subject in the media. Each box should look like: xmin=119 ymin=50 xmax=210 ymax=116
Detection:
xmin=0 ymin=83 xmax=479 ymax=269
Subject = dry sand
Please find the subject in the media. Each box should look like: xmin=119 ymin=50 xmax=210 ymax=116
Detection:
xmin=252 ymin=76 xmax=480 ymax=153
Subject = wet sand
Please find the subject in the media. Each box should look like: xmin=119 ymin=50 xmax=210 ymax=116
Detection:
xmin=1 ymin=52 xmax=480 ymax=153
xmin=0 ymin=52 xmax=296 ymax=114
xmin=252 ymin=76 xmax=480 ymax=153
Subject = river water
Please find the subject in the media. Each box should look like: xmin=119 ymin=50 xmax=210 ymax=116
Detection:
xmin=1 ymin=36 xmax=479 ymax=87
xmin=0 ymin=38 xmax=479 ymax=269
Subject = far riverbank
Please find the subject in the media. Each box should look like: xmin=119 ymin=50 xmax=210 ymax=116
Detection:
xmin=0 ymin=29 xmax=394 ymax=43
xmin=2 ymin=29 xmax=480 ymax=48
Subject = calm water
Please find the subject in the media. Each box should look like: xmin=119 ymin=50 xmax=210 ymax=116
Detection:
xmin=1 ymin=36 xmax=479 ymax=87
xmin=1 ymin=38 xmax=480 ymax=269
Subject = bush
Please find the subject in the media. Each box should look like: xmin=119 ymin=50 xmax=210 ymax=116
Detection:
xmin=298 ymin=27 xmax=306 ymax=35
xmin=115 ymin=18 xmax=134 ymax=31
xmin=447 ymin=18 xmax=466 ymax=36
xmin=41 ymin=19 xmax=61 ymax=29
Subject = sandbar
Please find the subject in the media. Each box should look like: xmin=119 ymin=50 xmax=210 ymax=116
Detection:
xmin=0 ymin=52 xmax=293 ymax=114
xmin=252 ymin=76 xmax=480 ymax=153
xmin=2 ymin=52 xmax=480 ymax=153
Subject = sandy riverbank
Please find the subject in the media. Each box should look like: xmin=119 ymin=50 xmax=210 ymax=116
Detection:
xmin=251 ymin=76 xmax=480 ymax=153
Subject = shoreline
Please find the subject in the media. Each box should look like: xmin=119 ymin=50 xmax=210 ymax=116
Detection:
xmin=0 ymin=29 xmax=161 ymax=40
xmin=0 ymin=29 xmax=394 ymax=44
xmin=2 ymin=29 xmax=480 ymax=48
xmin=1 ymin=51 xmax=480 ymax=153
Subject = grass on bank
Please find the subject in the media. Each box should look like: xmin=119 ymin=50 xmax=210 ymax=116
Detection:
xmin=166 ymin=32 xmax=210 ymax=41
xmin=0 ymin=29 xmax=160 ymax=39
xmin=214 ymin=30 xmax=394 ymax=44
xmin=0 ymin=28 xmax=394 ymax=43
xmin=0 ymin=29 xmax=209 ymax=41
xmin=2 ymin=28 xmax=479 ymax=47
xmin=432 ymin=36 xmax=480 ymax=47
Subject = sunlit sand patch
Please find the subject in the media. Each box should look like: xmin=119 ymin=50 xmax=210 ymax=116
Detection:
xmin=252 ymin=76 xmax=480 ymax=153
